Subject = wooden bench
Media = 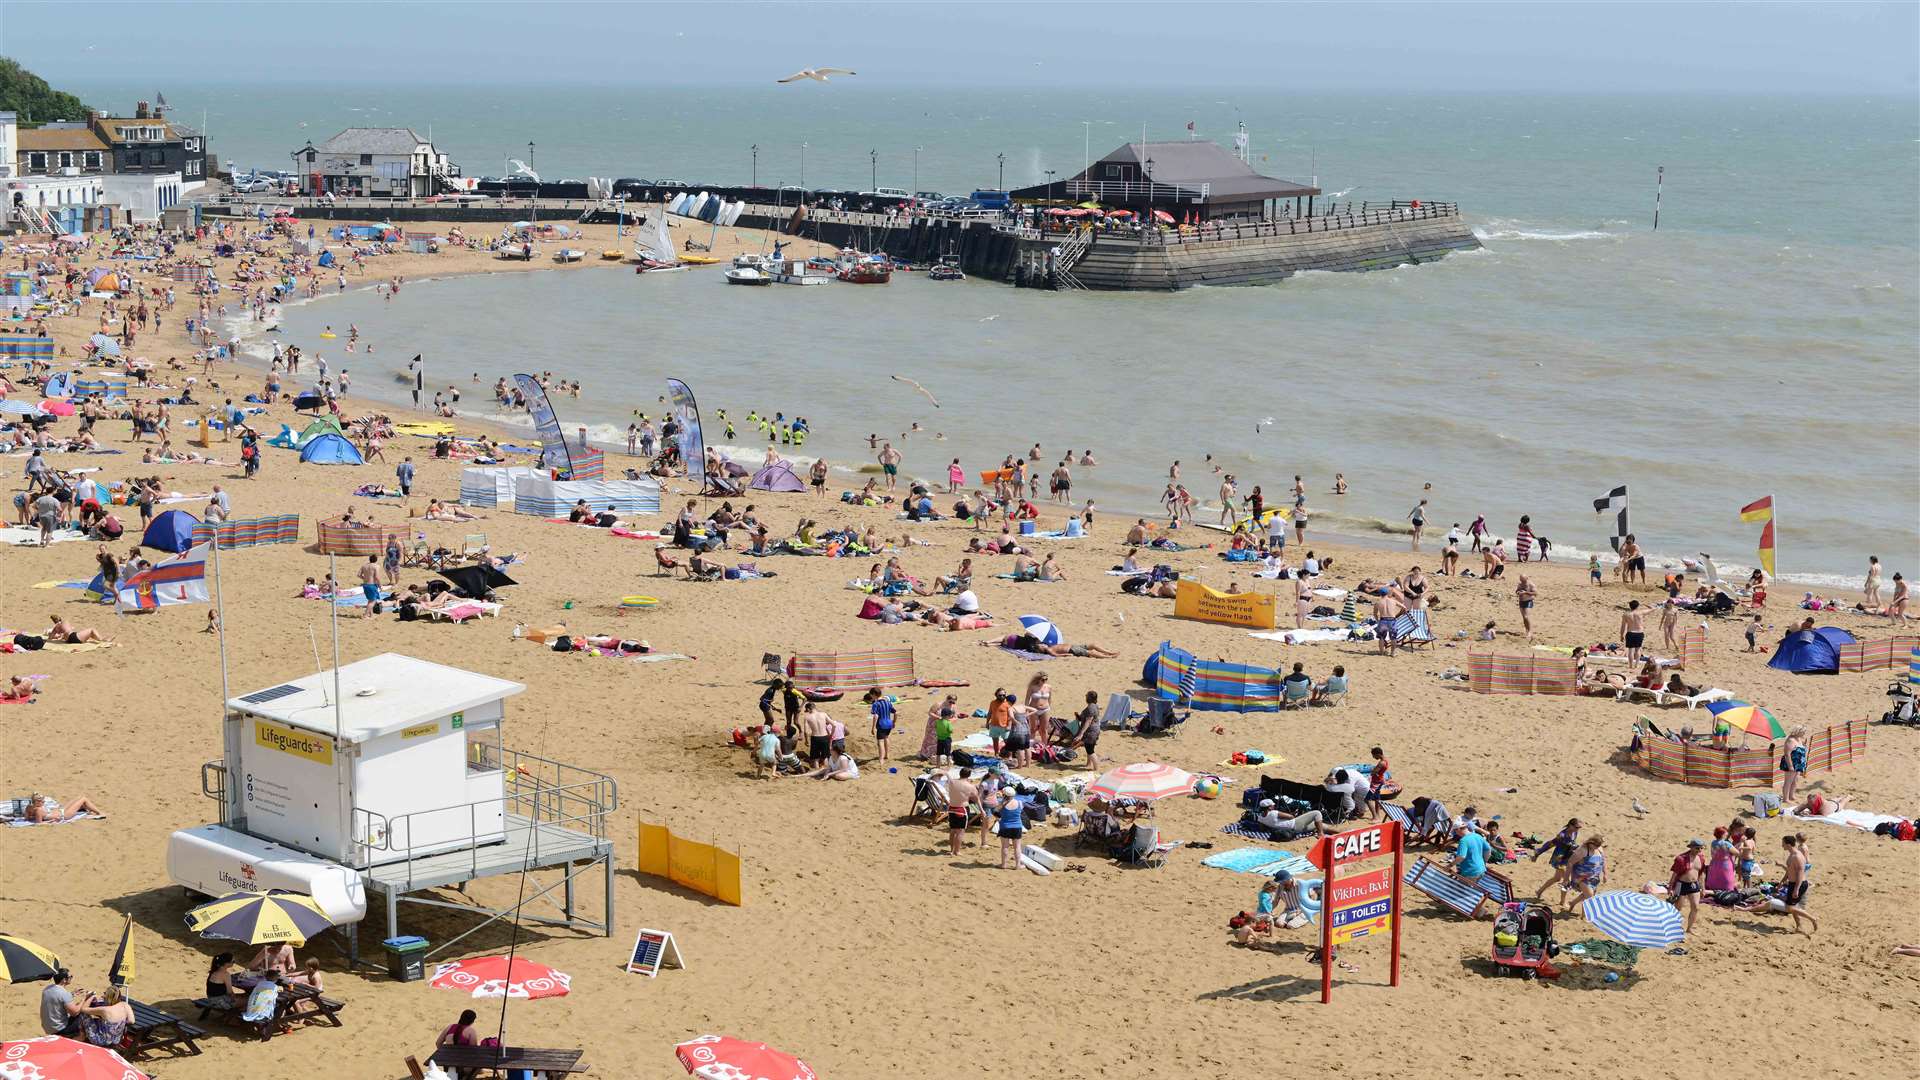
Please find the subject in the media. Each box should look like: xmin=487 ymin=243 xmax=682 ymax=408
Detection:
xmin=193 ymin=983 xmax=345 ymax=1040
xmin=429 ymin=1044 xmax=589 ymax=1076
xmin=124 ymin=998 xmax=207 ymax=1059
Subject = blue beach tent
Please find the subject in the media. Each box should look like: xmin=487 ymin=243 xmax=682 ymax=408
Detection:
xmin=142 ymin=509 xmax=200 ymax=553
xmin=298 ymin=432 xmax=364 ymax=465
xmin=1767 ymin=626 xmax=1856 ymax=674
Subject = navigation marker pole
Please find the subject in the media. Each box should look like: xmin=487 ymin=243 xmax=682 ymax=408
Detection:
xmin=1653 ymin=165 xmax=1663 ymax=231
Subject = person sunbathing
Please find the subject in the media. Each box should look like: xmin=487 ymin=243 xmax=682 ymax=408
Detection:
xmin=1020 ymin=636 xmax=1118 ymax=658
xmin=23 ymin=792 xmax=106 ymax=821
xmin=45 ymin=616 xmax=111 ymax=645
xmin=1792 ymin=792 xmax=1850 ymax=817
xmin=424 ymin=499 xmax=479 ymax=522
xmin=684 ymin=551 xmax=723 ymax=579
xmin=1008 ymin=554 xmax=1040 ymax=581
xmin=2 ymin=675 xmax=39 ymax=701
xmin=1037 ymin=553 xmax=1066 ymax=581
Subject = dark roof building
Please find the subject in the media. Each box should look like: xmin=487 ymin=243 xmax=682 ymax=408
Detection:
xmin=1009 ymin=140 xmax=1320 ymax=221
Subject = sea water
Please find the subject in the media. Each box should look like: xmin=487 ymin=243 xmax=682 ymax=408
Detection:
xmin=148 ymin=83 xmax=1914 ymax=585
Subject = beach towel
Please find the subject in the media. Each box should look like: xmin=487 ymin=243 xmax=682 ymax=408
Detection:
xmin=3 ymin=811 xmax=98 ymax=826
xmin=999 ymin=645 xmax=1055 ymax=661
xmin=0 ymin=526 xmax=87 ymax=546
xmin=1788 ymin=807 xmax=1904 ymax=832
xmin=1201 ymin=848 xmax=1317 ymax=876
xmin=1246 ymin=628 xmax=1354 ymax=644
xmin=40 ymin=641 xmax=117 ymax=653
xmin=591 ymin=649 xmax=693 ymax=662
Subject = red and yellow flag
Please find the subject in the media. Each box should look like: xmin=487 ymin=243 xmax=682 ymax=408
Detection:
xmin=1739 ymin=495 xmax=1775 ymax=577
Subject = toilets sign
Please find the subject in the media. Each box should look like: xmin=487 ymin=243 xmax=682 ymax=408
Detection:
xmin=1308 ymin=820 xmax=1404 ymax=1004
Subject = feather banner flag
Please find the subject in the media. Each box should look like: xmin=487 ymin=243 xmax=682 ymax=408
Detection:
xmin=1592 ymin=485 xmax=1630 ymax=553
xmin=1739 ymin=495 xmax=1775 ymax=578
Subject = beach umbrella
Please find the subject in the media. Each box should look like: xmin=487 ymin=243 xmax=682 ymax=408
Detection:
xmin=85 ymin=333 xmax=122 ymax=358
xmin=0 ymin=401 xmax=42 ymax=417
xmin=1151 ymin=209 xmax=1176 ymax=224
xmin=106 ymin=915 xmax=135 ymax=987
xmin=36 ymin=400 xmax=75 ymax=417
xmin=674 ymin=1035 xmax=816 ymax=1080
xmin=0 ymin=933 xmax=61 ymax=983
xmin=429 ymin=956 xmax=570 ymax=1000
xmin=0 ymin=1036 xmax=151 ymax=1080
xmin=1016 ymin=614 xmax=1060 ymax=646
xmin=1086 ymin=761 xmax=1196 ymax=803
xmin=185 ymin=890 xmax=334 ymax=946
xmin=1581 ymin=890 xmax=1685 ymax=949
xmin=1705 ymin=700 xmax=1786 ymax=739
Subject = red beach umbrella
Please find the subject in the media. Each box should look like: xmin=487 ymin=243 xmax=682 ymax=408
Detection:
xmin=0 ymin=1036 xmax=151 ymax=1080
xmin=428 ymin=955 xmax=571 ymax=999
xmin=674 ymin=1035 xmax=817 ymax=1080
xmin=1151 ymin=209 xmax=1176 ymax=224
xmin=36 ymin=400 xmax=76 ymax=416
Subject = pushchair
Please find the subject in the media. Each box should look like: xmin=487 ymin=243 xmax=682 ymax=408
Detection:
xmin=1490 ymin=901 xmax=1558 ymax=978
xmin=1881 ymin=680 xmax=1918 ymax=726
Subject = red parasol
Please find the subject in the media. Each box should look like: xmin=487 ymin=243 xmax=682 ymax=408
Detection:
xmin=1151 ymin=209 xmax=1176 ymax=224
xmin=428 ymin=955 xmax=571 ymax=999
xmin=674 ymin=1035 xmax=816 ymax=1080
xmin=0 ymin=1036 xmax=152 ymax=1080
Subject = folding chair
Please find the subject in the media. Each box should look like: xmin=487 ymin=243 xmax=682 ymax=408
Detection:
xmin=1099 ymin=692 xmax=1134 ymax=730
xmin=461 ymin=532 xmax=488 ymax=559
xmin=1402 ymin=856 xmax=1491 ymax=917
xmin=1279 ymin=680 xmax=1311 ymax=709
xmin=652 ymin=548 xmax=681 ymax=577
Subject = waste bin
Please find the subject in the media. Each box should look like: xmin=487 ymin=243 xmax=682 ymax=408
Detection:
xmin=383 ymin=935 xmax=428 ymax=982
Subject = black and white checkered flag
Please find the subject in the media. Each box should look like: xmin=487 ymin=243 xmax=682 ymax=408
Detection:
xmin=1592 ymin=485 xmax=1630 ymax=552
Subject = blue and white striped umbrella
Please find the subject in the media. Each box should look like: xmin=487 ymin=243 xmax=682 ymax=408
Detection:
xmin=1017 ymin=614 xmax=1061 ymax=646
xmin=0 ymin=400 xmax=41 ymax=416
xmin=1582 ymin=890 xmax=1685 ymax=948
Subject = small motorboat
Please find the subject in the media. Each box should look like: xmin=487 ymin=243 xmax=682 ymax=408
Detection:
xmin=838 ymin=259 xmax=891 ymax=284
xmin=929 ymin=256 xmax=965 ymax=281
xmin=724 ymin=266 xmax=771 ymax=285
xmin=553 ymin=248 xmax=584 ymax=263
xmin=771 ymin=259 xmax=830 ymax=286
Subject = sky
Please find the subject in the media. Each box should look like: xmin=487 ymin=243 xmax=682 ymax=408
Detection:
xmin=3 ymin=1 xmax=1916 ymax=94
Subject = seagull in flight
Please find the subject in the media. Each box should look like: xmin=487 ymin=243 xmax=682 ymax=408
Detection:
xmin=777 ymin=67 xmax=856 ymax=83
xmin=890 ymin=374 xmax=941 ymax=408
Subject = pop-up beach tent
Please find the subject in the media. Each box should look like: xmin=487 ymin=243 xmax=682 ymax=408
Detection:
xmin=142 ymin=509 xmax=201 ymax=553
xmin=751 ymin=460 xmax=806 ymax=492
xmin=1767 ymin=626 xmax=1857 ymax=674
xmin=299 ymin=432 xmax=364 ymax=465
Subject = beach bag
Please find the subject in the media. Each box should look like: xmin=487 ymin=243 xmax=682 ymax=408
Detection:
xmin=10 ymin=634 xmax=43 ymax=651
xmin=1121 ymin=575 xmax=1150 ymax=594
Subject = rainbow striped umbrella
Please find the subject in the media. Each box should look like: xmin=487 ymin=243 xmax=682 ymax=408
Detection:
xmin=1706 ymin=700 xmax=1786 ymax=739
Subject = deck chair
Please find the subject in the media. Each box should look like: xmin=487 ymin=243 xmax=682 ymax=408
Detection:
xmin=1475 ymin=868 xmax=1515 ymax=905
xmin=401 ymin=536 xmax=432 ymax=568
xmin=1403 ymin=856 xmax=1491 ymax=917
xmin=1279 ymin=679 xmax=1311 ymax=709
xmin=1380 ymin=802 xmax=1415 ymax=831
xmin=461 ymin=532 xmax=488 ymax=558
xmin=1113 ymin=824 xmax=1176 ymax=867
xmin=1389 ymin=609 xmax=1436 ymax=649
xmin=1312 ymin=681 xmax=1348 ymax=707
xmin=1098 ymin=692 xmax=1134 ymax=730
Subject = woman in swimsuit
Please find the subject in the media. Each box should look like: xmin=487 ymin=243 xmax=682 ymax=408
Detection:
xmin=1668 ymin=839 xmax=1708 ymax=933
xmin=1025 ymin=673 xmax=1053 ymax=744
xmin=1515 ymin=574 xmax=1537 ymax=641
xmin=45 ymin=615 xmax=111 ymax=645
xmin=1780 ymin=725 xmax=1808 ymax=804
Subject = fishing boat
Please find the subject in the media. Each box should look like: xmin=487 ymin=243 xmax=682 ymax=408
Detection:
xmin=928 ymin=255 xmax=965 ymax=281
xmin=838 ymin=255 xmax=892 ymax=284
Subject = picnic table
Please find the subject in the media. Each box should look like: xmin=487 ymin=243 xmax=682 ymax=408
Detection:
xmin=429 ymin=1045 xmax=589 ymax=1076
xmin=124 ymin=997 xmax=207 ymax=1059
xmin=193 ymin=977 xmax=346 ymax=1040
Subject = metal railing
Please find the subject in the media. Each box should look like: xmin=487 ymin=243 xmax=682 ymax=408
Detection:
xmin=1065 ymin=178 xmax=1210 ymax=203
xmin=349 ymin=744 xmax=617 ymax=884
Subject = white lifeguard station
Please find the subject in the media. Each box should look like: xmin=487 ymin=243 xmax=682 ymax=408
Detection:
xmin=168 ymin=653 xmax=617 ymax=962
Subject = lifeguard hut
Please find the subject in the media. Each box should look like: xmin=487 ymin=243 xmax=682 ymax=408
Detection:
xmin=168 ymin=653 xmax=618 ymax=961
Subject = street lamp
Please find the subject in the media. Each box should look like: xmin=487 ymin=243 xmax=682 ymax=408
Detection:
xmin=800 ymin=142 xmax=808 ymax=188
xmin=997 ymin=152 xmax=1005 ymax=190
xmin=869 ymin=149 xmax=877 ymax=192
xmin=912 ymin=145 xmax=922 ymax=200
xmin=751 ymin=144 xmax=758 ymax=187
xmin=1044 ymin=169 xmax=1057 ymax=201
xmin=528 ymin=140 xmax=536 ymax=225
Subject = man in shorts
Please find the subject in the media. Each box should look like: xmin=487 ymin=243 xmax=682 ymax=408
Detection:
xmin=877 ymin=442 xmax=902 ymax=491
xmin=946 ymin=767 xmax=980 ymax=856
xmin=801 ymin=703 xmax=833 ymax=767
xmin=357 ymin=556 xmax=382 ymax=618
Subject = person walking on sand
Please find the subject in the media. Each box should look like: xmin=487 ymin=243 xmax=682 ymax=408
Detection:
xmin=1565 ymin=836 xmax=1607 ymax=915
xmin=877 ymin=442 xmax=902 ymax=491
xmin=1779 ymin=725 xmax=1808 ymax=804
xmin=1660 ymin=599 xmax=1681 ymax=653
xmin=1863 ymin=555 xmax=1883 ymax=609
xmin=396 ymin=456 xmax=415 ymax=498
xmin=357 ymin=556 xmax=382 ymax=618
xmin=1515 ymin=574 xmax=1537 ymax=641
xmin=1407 ymin=498 xmax=1427 ymax=551
xmin=1218 ymin=474 xmax=1236 ymax=526
xmin=1468 ymin=514 xmax=1487 ymax=552
xmin=992 ymin=784 xmax=1027 ymax=870
xmin=1668 ymin=838 xmax=1708 ymax=934
xmin=865 ymin=687 xmax=895 ymax=765
xmin=1780 ymin=833 xmax=1817 ymax=934
xmin=1530 ymin=818 xmax=1582 ymax=898
xmin=1620 ymin=599 xmax=1647 ymax=666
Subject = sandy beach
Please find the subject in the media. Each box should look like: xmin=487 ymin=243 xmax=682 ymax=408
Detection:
xmin=1 ymin=218 xmax=1914 ymax=1080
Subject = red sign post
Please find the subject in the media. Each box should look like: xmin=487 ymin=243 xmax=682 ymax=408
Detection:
xmin=1308 ymin=819 xmax=1404 ymax=1003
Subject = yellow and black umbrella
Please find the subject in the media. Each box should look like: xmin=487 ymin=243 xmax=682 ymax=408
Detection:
xmin=108 ymin=914 xmax=136 ymax=986
xmin=0 ymin=932 xmax=62 ymax=983
xmin=185 ymin=891 xmax=335 ymax=946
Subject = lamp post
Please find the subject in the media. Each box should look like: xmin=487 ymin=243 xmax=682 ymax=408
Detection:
xmin=528 ymin=140 xmax=536 ymax=226
xmin=912 ymin=145 xmax=922 ymax=201
xmin=1081 ymin=121 xmax=1090 ymax=174
xmin=869 ymin=149 xmax=877 ymax=192
xmin=997 ymin=152 xmax=1005 ymax=190
xmin=751 ymin=144 xmax=758 ymax=187
xmin=1044 ymin=169 xmax=1057 ymax=201
xmin=800 ymin=142 xmax=808 ymax=188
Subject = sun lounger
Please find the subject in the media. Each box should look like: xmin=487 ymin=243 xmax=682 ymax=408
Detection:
xmin=419 ymin=600 xmax=502 ymax=623
xmin=1617 ymin=685 xmax=1734 ymax=709
xmin=1402 ymin=856 xmax=1492 ymax=917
